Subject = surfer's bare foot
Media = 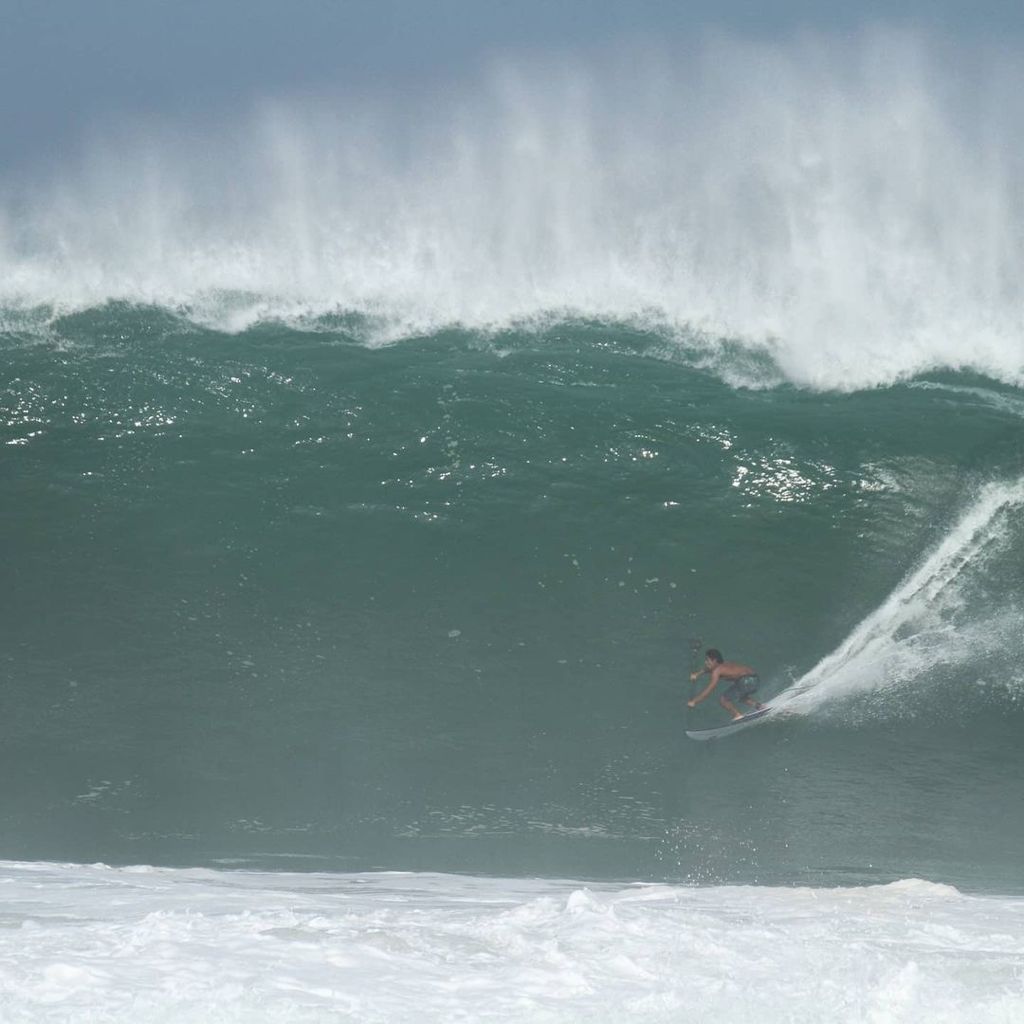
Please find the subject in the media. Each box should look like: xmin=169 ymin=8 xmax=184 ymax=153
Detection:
xmin=732 ymin=714 xmax=744 ymax=721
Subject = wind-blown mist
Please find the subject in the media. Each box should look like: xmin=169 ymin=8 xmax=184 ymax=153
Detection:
xmin=2 ymin=28 xmax=1024 ymax=389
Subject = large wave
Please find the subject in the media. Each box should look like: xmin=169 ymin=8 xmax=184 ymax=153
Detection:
xmin=2 ymin=29 xmax=1023 ymax=389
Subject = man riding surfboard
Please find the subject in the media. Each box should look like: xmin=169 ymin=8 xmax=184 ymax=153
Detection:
xmin=688 ymin=648 xmax=764 ymax=721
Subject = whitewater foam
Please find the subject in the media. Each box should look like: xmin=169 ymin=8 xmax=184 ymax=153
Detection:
xmin=2 ymin=30 xmax=1024 ymax=389
xmin=0 ymin=861 xmax=1021 ymax=1023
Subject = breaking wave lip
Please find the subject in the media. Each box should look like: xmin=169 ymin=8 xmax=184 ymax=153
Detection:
xmin=2 ymin=296 xmax=1022 ymax=397
xmin=3 ymin=28 xmax=1024 ymax=391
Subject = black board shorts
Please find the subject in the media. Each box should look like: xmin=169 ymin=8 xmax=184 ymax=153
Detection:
xmin=722 ymin=674 xmax=759 ymax=702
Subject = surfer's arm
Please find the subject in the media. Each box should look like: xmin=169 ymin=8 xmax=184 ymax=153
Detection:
xmin=687 ymin=668 xmax=720 ymax=707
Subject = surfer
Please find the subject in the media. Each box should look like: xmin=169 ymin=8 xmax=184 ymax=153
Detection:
xmin=688 ymin=648 xmax=763 ymax=721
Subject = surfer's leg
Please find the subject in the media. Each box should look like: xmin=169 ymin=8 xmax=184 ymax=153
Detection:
xmin=720 ymin=695 xmax=743 ymax=721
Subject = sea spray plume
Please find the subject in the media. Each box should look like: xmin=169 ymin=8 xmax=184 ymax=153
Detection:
xmin=1 ymin=29 xmax=1024 ymax=388
xmin=774 ymin=478 xmax=1024 ymax=715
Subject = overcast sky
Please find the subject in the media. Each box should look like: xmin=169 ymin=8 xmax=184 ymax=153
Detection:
xmin=2 ymin=0 xmax=1022 ymax=167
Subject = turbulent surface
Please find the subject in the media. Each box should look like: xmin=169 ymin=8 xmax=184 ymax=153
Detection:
xmin=2 ymin=863 xmax=1023 ymax=1024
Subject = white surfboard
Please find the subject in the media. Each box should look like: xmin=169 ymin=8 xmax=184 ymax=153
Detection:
xmin=685 ymin=706 xmax=773 ymax=741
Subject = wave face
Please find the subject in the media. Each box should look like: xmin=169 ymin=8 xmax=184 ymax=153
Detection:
xmin=2 ymin=309 xmax=1023 ymax=892
xmin=2 ymin=29 xmax=1024 ymax=389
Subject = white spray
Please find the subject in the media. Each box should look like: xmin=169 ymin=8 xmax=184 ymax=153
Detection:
xmin=775 ymin=478 xmax=1024 ymax=713
xmin=2 ymin=30 xmax=1024 ymax=388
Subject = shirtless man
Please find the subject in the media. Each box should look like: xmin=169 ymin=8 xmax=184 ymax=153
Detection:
xmin=687 ymin=648 xmax=764 ymax=721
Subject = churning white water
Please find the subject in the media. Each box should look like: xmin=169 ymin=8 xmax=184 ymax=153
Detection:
xmin=0 ymin=861 xmax=1022 ymax=1023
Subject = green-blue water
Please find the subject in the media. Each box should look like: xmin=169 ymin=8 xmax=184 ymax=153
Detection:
xmin=3 ymin=307 xmax=1022 ymax=890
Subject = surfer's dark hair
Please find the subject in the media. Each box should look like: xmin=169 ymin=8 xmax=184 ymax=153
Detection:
xmin=706 ymin=648 xmax=724 ymax=664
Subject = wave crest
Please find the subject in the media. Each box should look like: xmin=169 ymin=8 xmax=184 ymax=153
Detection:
xmin=2 ymin=29 xmax=1024 ymax=389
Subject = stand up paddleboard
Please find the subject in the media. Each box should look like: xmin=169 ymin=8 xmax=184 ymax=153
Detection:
xmin=686 ymin=706 xmax=773 ymax=741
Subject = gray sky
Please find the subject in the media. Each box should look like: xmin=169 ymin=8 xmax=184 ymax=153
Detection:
xmin=2 ymin=0 xmax=1021 ymax=167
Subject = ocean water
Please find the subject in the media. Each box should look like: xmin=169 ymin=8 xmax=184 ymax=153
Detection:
xmin=2 ymin=29 xmax=1024 ymax=1023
